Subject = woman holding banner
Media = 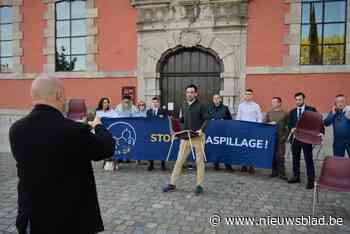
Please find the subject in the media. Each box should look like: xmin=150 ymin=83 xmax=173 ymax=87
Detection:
xmin=96 ymin=97 xmax=118 ymax=171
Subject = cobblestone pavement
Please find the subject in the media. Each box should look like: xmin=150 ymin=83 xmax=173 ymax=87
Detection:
xmin=1 ymin=153 xmax=349 ymax=234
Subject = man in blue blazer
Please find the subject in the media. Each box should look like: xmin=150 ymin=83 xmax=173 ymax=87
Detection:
xmin=287 ymin=92 xmax=318 ymax=189
xmin=146 ymin=96 xmax=168 ymax=171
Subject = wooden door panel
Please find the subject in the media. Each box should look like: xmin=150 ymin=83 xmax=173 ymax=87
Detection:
xmin=160 ymin=47 xmax=222 ymax=117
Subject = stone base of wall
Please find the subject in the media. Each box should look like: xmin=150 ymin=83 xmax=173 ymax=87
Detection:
xmin=0 ymin=109 xmax=29 ymax=153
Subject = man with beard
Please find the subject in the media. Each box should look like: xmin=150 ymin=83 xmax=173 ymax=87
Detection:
xmin=287 ymin=92 xmax=319 ymax=189
xmin=163 ymin=84 xmax=208 ymax=196
xmin=264 ymin=97 xmax=288 ymax=180
xmin=208 ymin=94 xmax=233 ymax=172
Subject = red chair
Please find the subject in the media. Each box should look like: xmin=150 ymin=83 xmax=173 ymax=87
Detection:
xmin=67 ymin=99 xmax=87 ymax=122
xmin=294 ymin=111 xmax=325 ymax=160
xmin=166 ymin=116 xmax=206 ymax=161
xmin=295 ymin=111 xmax=324 ymax=145
xmin=312 ymin=156 xmax=350 ymax=216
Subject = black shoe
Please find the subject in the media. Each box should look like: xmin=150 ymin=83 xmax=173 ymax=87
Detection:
xmin=147 ymin=165 xmax=154 ymax=171
xmin=194 ymin=185 xmax=204 ymax=196
xmin=306 ymin=181 xmax=314 ymax=190
xmin=148 ymin=160 xmax=154 ymax=171
xmin=161 ymin=161 xmax=166 ymax=171
xmin=248 ymin=166 xmax=255 ymax=174
xmin=270 ymin=172 xmax=278 ymax=178
xmin=287 ymin=177 xmax=301 ymax=183
xmin=126 ymin=159 xmax=131 ymax=163
xmin=188 ymin=164 xmax=196 ymax=170
xmin=163 ymin=184 xmax=176 ymax=193
xmin=225 ymin=165 xmax=234 ymax=172
xmin=278 ymin=174 xmax=287 ymax=180
xmin=214 ymin=163 xmax=220 ymax=171
xmin=240 ymin=166 xmax=248 ymax=172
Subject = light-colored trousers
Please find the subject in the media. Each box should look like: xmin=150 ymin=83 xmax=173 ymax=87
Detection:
xmin=170 ymin=135 xmax=205 ymax=186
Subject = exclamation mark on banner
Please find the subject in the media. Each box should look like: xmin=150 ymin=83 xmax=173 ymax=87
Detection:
xmin=265 ymin=140 xmax=269 ymax=149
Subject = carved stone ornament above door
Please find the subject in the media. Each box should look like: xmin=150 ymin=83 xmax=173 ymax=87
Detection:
xmin=179 ymin=30 xmax=201 ymax=48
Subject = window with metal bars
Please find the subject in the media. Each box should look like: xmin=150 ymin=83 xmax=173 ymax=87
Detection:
xmin=55 ymin=0 xmax=87 ymax=72
xmin=300 ymin=0 xmax=347 ymax=65
xmin=0 ymin=6 xmax=13 ymax=72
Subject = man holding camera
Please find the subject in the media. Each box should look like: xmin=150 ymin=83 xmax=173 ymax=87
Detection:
xmin=9 ymin=76 xmax=115 ymax=234
xmin=324 ymin=94 xmax=350 ymax=157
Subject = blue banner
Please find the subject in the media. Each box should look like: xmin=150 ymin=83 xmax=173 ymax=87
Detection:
xmin=102 ymin=118 xmax=277 ymax=169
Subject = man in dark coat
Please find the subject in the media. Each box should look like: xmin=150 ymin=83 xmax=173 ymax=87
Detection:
xmin=9 ymin=76 xmax=115 ymax=234
xmin=146 ymin=96 xmax=168 ymax=171
xmin=163 ymin=84 xmax=208 ymax=196
xmin=208 ymin=94 xmax=234 ymax=171
xmin=287 ymin=92 xmax=319 ymax=189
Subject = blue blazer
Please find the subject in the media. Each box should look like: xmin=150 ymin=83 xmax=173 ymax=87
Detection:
xmin=146 ymin=108 xmax=168 ymax=119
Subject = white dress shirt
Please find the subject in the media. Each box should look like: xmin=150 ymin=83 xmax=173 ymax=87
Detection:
xmin=236 ymin=101 xmax=263 ymax=123
xmin=152 ymin=108 xmax=158 ymax=116
xmin=296 ymin=105 xmax=305 ymax=120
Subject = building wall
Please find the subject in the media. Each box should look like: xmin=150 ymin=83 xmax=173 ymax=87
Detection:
xmin=0 ymin=0 xmax=138 ymax=109
xmin=22 ymin=0 xmax=46 ymax=73
xmin=246 ymin=74 xmax=350 ymax=113
xmin=0 ymin=0 xmax=349 ymax=113
xmin=246 ymin=0 xmax=350 ymax=113
xmin=246 ymin=0 xmax=289 ymax=67
xmin=0 ymin=77 xmax=137 ymax=109
xmin=95 ymin=0 xmax=137 ymax=71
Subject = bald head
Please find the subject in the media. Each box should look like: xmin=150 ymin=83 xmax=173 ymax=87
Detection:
xmin=31 ymin=76 xmax=66 ymax=112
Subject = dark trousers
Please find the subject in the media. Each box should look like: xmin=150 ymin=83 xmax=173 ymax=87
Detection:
xmin=333 ymin=141 xmax=350 ymax=157
xmin=291 ymin=139 xmax=315 ymax=182
xmin=213 ymin=163 xmax=232 ymax=168
xmin=272 ymin=137 xmax=286 ymax=176
xmin=149 ymin=160 xmax=165 ymax=168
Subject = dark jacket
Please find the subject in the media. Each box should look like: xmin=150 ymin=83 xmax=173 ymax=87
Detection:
xmin=180 ymin=99 xmax=208 ymax=131
xmin=9 ymin=104 xmax=115 ymax=234
xmin=146 ymin=108 xmax=167 ymax=119
xmin=208 ymin=103 xmax=232 ymax=120
xmin=324 ymin=110 xmax=350 ymax=143
xmin=288 ymin=105 xmax=317 ymax=130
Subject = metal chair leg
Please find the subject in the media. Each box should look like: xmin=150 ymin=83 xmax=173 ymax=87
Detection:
xmin=312 ymin=181 xmax=318 ymax=216
xmin=200 ymin=135 xmax=207 ymax=162
xmin=188 ymin=132 xmax=196 ymax=161
xmin=315 ymin=144 xmax=323 ymax=161
xmin=166 ymin=137 xmax=175 ymax=161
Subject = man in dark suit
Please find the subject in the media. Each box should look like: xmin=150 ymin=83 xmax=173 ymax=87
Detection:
xmin=287 ymin=92 xmax=317 ymax=189
xmin=146 ymin=96 xmax=167 ymax=171
xmin=9 ymin=76 xmax=115 ymax=234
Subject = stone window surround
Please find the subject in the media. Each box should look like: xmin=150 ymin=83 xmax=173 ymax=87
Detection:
xmin=42 ymin=0 xmax=98 ymax=73
xmin=247 ymin=0 xmax=350 ymax=75
xmin=0 ymin=0 xmax=23 ymax=74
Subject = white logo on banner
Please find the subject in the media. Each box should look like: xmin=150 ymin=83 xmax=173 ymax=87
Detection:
xmin=107 ymin=121 xmax=137 ymax=156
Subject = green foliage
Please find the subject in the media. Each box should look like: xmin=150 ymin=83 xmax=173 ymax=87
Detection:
xmin=55 ymin=46 xmax=77 ymax=71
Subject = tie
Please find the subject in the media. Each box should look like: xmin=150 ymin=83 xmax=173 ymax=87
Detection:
xmin=297 ymin=108 xmax=301 ymax=120
xmin=153 ymin=109 xmax=156 ymax=117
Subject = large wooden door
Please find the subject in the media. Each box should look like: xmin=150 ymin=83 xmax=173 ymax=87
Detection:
xmin=159 ymin=47 xmax=222 ymax=116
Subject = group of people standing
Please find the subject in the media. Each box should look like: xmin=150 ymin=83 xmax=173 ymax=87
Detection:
xmin=94 ymin=85 xmax=350 ymax=194
xmin=163 ymin=85 xmax=350 ymax=195
xmin=95 ymin=95 xmax=167 ymax=171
